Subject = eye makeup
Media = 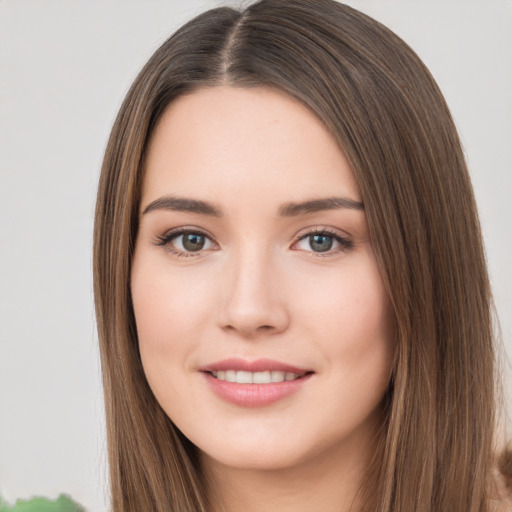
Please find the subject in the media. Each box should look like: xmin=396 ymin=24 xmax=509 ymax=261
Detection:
xmin=154 ymin=224 xmax=354 ymax=259
xmin=155 ymin=227 xmax=216 ymax=259
xmin=292 ymin=226 xmax=354 ymax=257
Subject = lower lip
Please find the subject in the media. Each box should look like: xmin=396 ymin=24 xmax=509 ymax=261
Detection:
xmin=202 ymin=372 xmax=312 ymax=407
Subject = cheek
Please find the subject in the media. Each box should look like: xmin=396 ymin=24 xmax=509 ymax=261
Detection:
xmin=132 ymin=256 xmax=213 ymax=343
xmin=300 ymin=265 xmax=394 ymax=444
xmin=341 ymin=275 xmax=394 ymax=410
xmin=130 ymin=254 xmax=215 ymax=396
xmin=300 ymin=258 xmax=393 ymax=339
xmin=297 ymin=257 xmax=395 ymax=382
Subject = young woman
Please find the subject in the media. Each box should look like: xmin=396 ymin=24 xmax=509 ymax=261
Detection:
xmin=93 ymin=1 xmax=512 ymax=510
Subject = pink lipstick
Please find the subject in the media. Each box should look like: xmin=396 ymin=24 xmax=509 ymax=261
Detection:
xmin=199 ymin=358 xmax=314 ymax=407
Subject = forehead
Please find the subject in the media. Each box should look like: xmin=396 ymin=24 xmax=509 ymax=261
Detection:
xmin=142 ymin=86 xmax=361 ymax=207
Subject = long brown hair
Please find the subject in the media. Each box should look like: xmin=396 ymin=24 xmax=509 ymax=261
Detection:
xmin=93 ymin=1 xmax=506 ymax=510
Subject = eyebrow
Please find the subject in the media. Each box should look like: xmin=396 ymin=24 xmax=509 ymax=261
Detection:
xmin=278 ymin=196 xmax=364 ymax=216
xmin=142 ymin=196 xmax=222 ymax=216
xmin=142 ymin=195 xmax=364 ymax=217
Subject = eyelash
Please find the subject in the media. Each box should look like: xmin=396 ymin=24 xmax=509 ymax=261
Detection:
xmin=294 ymin=227 xmax=354 ymax=257
xmin=155 ymin=228 xmax=215 ymax=259
xmin=155 ymin=226 xmax=353 ymax=259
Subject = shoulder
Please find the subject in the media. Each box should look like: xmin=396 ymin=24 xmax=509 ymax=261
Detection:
xmin=490 ymin=461 xmax=512 ymax=512
xmin=490 ymin=497 xmax=512 ymax=512
xmin=492 ymin=484 xmax=512 ymax=512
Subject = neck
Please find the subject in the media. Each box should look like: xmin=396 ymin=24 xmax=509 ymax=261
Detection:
xmin=201 ymin=435 xmax=375 ymax=512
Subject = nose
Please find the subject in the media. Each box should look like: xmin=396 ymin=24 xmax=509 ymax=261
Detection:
xmin=218 ymin=248 xmax=290 ymax=338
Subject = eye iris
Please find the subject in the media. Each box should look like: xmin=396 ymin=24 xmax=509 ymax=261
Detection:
xmin=310 ymin=234 xmax=333 ymax=252
xmin=182 ymin=233 xmax=205 ymax=251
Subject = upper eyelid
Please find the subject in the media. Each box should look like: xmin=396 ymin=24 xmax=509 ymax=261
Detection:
xmin=158 ymin=226 xmax=215 ymax=242
xmin=294 ymin=225 xmax=351 ymax=241
xmin=292 ymin=226 xmax=354 ymax=255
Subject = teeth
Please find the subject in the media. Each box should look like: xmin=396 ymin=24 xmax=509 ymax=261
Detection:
xmin=253 ymin=371 xmax=271 ymax=384
xmin=237 ymin=371 xmax=253 ymax=384
xmin=271 ymin=371 xmax=285 ymax=382
xmin=211 ymin=370 xmax=302 ymax=383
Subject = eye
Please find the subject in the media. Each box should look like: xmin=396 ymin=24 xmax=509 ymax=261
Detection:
xmin=156 ymin=228 xmax=216 ymax=257
xmin=293 ymin=229 xmax=353 ymax=255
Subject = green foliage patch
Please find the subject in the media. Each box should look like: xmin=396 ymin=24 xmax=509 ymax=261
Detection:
xmin=0 ymin=493 xmax=86 ymax=512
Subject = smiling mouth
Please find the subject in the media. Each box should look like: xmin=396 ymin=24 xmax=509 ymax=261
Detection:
xmin=208 ymin=370 xmax=310 ymax=384
xmin=201 ymin=360 xmax=314 ymax=406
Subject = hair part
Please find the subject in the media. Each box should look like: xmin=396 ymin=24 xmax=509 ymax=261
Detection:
xmin=94 ymin=1 xmax=505 ymax=510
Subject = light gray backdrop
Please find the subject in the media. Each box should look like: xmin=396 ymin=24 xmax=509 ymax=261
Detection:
xmin=1 ymin=1 xmax=511 ymax=511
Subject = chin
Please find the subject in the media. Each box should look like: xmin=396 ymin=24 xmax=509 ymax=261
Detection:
xmin=192 ymin=425 xmax=352 ymax=474
xmin=200 ymin=444 xmax=308 ymax=472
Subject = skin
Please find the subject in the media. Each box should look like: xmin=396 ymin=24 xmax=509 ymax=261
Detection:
xmin=131 ymin=86 xmax=396 ymax=512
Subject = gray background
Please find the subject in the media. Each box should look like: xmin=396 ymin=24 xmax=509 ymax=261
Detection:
xmin=1 ymin=1 xmax=511 ymax=511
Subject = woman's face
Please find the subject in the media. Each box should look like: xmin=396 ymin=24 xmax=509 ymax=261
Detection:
xmin=131 ymin=86 xmax=395 ymax=472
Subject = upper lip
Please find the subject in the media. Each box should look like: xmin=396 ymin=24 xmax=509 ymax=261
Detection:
xmin=199 ymin=358 xmax=312 ymax=374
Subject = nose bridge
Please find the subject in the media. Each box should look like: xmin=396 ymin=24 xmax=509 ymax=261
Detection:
xmin=219 ymin=240 xmax=289 ymax=337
